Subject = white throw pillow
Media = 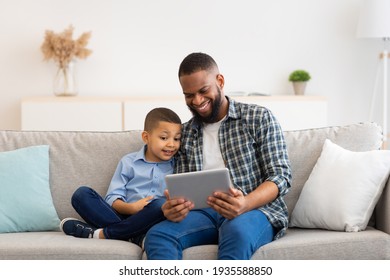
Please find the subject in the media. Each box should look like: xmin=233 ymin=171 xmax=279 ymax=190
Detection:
xmin=290 ymin=139 xmax=390 ymax=232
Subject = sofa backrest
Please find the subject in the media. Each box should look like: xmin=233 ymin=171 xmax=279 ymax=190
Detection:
xmin=283 ymin=122 xmax=383 ymax=216
xmin=0 ymin=122 xmax=384 ymax=221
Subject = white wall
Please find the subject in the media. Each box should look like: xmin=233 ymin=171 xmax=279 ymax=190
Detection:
xmin=0 ymin=0 xmax=387 ymax=131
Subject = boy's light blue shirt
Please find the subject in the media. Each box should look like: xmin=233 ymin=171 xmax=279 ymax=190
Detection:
xmin=105 ymin=145 xmax=174 ymax=206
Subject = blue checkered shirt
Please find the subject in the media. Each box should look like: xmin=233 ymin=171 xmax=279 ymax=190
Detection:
xmin=175 ymin=97 xmax=292 ymax=239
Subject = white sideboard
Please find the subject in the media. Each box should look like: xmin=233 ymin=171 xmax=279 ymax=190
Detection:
xmin=21 ymin=96 xmax=124 ymax=131
xmin=21 ymin=95 xmax=327 ymax=131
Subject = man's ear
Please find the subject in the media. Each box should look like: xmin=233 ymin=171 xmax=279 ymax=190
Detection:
xmin=141 ymin=131 xmax=149 ymax=144
xmin=216 ymin=73 xmax=225 ymax=89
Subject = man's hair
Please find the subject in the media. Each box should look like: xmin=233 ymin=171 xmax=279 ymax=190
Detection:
xmin=144 ymin=107 xmax=182 ymax=131
xmin=178 ymin=52 xmax=219 ymax=77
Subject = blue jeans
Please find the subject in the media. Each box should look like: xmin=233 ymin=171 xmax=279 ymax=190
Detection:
xmin=71 ymin=186 xmax=166 ymax=242
xmin=144 ymin=207 xmax=275 ymax=260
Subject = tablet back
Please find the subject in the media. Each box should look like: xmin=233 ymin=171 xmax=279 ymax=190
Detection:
xmin=165 ymin=168 xmax=232 ymax=209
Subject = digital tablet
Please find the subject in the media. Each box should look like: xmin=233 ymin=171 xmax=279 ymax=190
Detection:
xmin=165 ymin=168 xmax=232 ymax=209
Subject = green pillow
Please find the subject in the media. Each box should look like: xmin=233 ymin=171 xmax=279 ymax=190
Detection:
xmin=0 ymin=145 xmax=60 ymax=233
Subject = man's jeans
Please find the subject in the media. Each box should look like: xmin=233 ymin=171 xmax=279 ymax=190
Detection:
xmin=71 ymin=186 xmax=166 ymax=241
xmin=144 ymin=207 xmax=275 ymax=260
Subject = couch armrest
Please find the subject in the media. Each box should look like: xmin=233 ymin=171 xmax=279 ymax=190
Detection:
xmin=376 ymin=177 xmax=390 ymax=234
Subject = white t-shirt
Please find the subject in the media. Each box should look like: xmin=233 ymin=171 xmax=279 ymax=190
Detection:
xmin=202 ymin=117 xmax=226 ymax=170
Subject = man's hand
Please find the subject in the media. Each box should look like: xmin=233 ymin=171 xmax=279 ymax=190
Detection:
xmin=208 ymin=181 xmax=279 ymax=220
xmin=207 ymin=188 xmax=247 ymax=219
xmin=162 ymin=189 xmax=194 ymax=222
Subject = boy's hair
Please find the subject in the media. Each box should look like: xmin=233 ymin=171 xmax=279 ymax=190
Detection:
xmin=178 ymin=52 xmax=219 ymax=77
xmin=144 ymin=107 xmax=182 ymax=131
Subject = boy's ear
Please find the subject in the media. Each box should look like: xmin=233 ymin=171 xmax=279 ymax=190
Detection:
xmin=141 ymin=131 xmax=149 ymax=143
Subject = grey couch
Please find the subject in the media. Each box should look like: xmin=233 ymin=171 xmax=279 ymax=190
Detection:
xmin=0 ymin=122 xmax=389 ymax=260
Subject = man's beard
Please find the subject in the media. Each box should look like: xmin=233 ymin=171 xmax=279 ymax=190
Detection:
xmin=188 ymin=87 xmax=223 ymax=124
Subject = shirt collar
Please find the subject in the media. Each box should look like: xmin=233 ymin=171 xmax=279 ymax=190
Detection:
xmin=226 ymin=96 xmax=240 ymax=120
xmin=134 ymin=145 xmax=147 ymax=161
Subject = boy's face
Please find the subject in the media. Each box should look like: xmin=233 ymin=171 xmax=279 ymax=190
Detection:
xmin=142 ymin=121 xmax=182 ymax=162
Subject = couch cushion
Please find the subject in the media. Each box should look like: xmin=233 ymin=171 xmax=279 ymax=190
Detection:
xmin=252 ymin=227 xmax=390 ymax=259
xmin=0 ymin=145 xmax=60 ymax=233
xmin=290 ymin=139 xmax=390 ymax=232
xmin=164 ymin=227 xmax=389 ymax=260
xmin=0 ymin=231 xmax=142 ymax=260
xmin=283 ymin=122 xmax=383 ymax=216
xmin=0 ymin=130 xmax=144 ymax=220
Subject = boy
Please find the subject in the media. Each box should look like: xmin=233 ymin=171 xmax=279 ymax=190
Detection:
xmin=60 ymin=107 xmax=182 ymax=245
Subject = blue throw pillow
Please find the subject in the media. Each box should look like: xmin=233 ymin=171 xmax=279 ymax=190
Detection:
xmin=0 ymin=145 xmax=60 ymax=233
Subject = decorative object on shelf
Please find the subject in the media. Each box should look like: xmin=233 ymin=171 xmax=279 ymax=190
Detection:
xmin=52 ymin=59 xmax=77 ymax=97
xmin=356 ymin=0 xmax=390 ymax=149
xmin=41 ymin=25 xmax=92 ymax=96
xmin=288 ymin=69 xmax=311 ymax=95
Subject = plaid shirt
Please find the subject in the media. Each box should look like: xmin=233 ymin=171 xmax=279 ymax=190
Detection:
xmin=175 ymin=97 xmax=292 ymax=239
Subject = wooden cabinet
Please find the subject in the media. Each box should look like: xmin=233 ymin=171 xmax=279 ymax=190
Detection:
xmin=21 ymin=95 xmax=327 ymax=131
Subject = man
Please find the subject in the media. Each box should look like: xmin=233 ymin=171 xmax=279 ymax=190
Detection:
xmin=144 ymin=52 xmax=291 ymax=259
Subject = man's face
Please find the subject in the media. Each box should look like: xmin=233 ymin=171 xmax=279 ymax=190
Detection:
xmin=180 ymin=70 xmax=226 ymax=123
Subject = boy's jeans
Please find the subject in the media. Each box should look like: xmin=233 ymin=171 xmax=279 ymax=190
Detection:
xmin=144 ymin=207 xmax=275 ymax=260
xmin=71 ymin=186 xmax=165 ymax=241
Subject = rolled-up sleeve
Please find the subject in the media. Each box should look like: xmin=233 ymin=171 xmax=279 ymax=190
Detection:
xmin=258 ymin=109 xmax=292 ymax=197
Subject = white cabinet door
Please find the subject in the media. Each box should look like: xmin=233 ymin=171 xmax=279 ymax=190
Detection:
xmin=233 ymin=96 xmax=327 ymax=131
xmin=21 ymin=97 xmax=123 ymax=131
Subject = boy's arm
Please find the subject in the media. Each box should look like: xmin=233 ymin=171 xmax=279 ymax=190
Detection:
xmin=105 ymin=157 xmax=133 ymax=206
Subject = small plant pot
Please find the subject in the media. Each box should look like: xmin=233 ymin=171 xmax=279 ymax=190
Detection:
xmin=292 ymin=81 xmax=307 ymax=95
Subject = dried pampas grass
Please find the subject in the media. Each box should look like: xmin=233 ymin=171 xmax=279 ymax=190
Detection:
xmin=41 ymin=25 xmax=92 ymax=68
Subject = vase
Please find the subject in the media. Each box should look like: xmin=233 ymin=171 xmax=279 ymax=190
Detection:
xmin=292 ymin=81 xmax=307 ymax=95
xmin=53 ymin=61 xmax=78 ymax=96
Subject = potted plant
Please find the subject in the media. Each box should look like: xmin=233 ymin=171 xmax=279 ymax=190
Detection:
xmin=289 ymin=69 xmax=311 ymax=95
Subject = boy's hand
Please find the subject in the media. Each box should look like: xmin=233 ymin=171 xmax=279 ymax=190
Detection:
xmin=131 ymin=196 xmax=154 ymax=214
xmin=162 ymin=189 xmax=194 ymax=222
xmin=112 ymin=196 xmax=153 ymax=215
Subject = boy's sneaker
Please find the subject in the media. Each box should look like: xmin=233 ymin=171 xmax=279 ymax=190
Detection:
xmin=60 ymin=218 xmax=95 ymax=238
